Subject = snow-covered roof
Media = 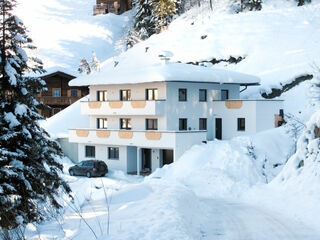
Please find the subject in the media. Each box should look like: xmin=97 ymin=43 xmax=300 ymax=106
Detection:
xmin=69 ymin=62 xmax=260 ymax=86
xmin=40 ymin=97 xmax=89 ymax=139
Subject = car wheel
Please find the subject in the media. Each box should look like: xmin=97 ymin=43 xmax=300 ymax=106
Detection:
xmin=86 ymin=172 xmax=91 ymax=178
xmin=69 ymin=170 xmax=74 ymax=176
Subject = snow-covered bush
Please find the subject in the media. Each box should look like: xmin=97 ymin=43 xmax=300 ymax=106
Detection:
xmin=272 ymin=110 xmax=320 ymax=194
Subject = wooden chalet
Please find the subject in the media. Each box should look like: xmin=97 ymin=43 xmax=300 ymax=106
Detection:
xmin=36 ymin=71 xmax=89 ymax=118
xmin=93 ymin=0 xmax=132 ymax=15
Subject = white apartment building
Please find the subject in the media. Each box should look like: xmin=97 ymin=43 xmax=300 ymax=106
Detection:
xmin=68 ymin=62 xmax=283 ymax=175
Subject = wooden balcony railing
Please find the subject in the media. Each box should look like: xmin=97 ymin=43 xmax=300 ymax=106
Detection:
xmin=36 ymin=96 xmax=81 ymax=105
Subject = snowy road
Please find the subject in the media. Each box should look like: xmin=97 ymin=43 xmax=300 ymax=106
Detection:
xmin=199 ymin=199 xmax=320 ymax=240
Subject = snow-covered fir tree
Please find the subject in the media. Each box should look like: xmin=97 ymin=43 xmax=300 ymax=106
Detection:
xmin=0 ymin=0 xmax=71 ymax=232
xmin=90 ymin=51 xmax=100 ymax=72
xmin=153 ymin=0 xmax=177 ymax=31
xmin=131 ymin=0 xmax=180 ymax=46
xmin=134 ymin=0 xmax=157 ymax=40
xmin=241 ymin=0 xmax=262 ymax=11
xmin=297 ymin=0 xmax=312 ymax=6
xmin=78 ymin=52 xmax=101 ymax=74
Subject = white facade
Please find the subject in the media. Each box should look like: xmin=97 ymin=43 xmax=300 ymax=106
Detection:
xmin=69 ymin=76 xmax=283 ymax=175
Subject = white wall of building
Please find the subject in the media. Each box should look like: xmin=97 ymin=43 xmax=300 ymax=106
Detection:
xmin=213 ymin=101 xmax=257 ymax=139
xmin=78 ymin=143 xmax=128 ymax=172
xmin=90 ymin=115 xmax=167 ymax=131
xmin=165 ymin=82 xmax=240 ymax=140
xmin=256 ymin=101 xmax=283 ymax=132
xmin=90 ymin=82 xmax=167 ymax=101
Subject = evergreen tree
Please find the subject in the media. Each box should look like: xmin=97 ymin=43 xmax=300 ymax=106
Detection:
xmin=297 ymin=0 xmax=311 ymax=6
xmin=153 ymin=0 xmax=177 ymax=31
xmin=241 ymin=0 xmax=262 ymax=11
xmin=134 ymin=0 xmax=157 ymax=40
xmin=0 ymin=0 xmax=71 ymax=231
xmin=232 ymin=0 xmax=262 ymax=13
xmin=131 ymin=0 xmax=180 ymax=46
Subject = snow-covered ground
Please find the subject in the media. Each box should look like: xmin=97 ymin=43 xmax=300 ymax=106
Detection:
xmin=24 ymin=125 xmax=320 ymax=239
xmin=18 ymin=0 xmax=320 ymax=239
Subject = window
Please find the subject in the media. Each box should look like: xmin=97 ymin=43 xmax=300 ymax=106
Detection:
xmin=179 ymin=118 xmax=187 ymax=131
xmin=199 ymin=89 xmax=207 ymax=102
xmin=53 ymin=88 xmax=61 ymax=97
xmin=179 ymin=89 xmax=187 ymax=101
xmin=146 ymin=119 xmax=158 ymax=130
xmin=199 ymin=118 xmax=207 ymax=130
xmin=85 ymin=146 xmax=95 ymax=158
xmin=97 ymin=118 xmax=108 ymax=129
xmin=146 ymin=89 xmax=158 ymax=100
xmin=120 ymin=89 xmax=131 ymax=101
xmin=97 ymin=90 xmax=107 ymax=101
xmin=71 ymin=89 xmax=78 ymax=97
xmin=237 ymin=118 xmax=245 ymax=131
xmin=108 ymin=147 xmax=119 ymax=160
xmin=120 ymin=118 xmax=132 ymax=130
xmin=52 ymin=108 xmax=61 ymax=115
xmin=221 ymin=90 xmax=229 ymax=100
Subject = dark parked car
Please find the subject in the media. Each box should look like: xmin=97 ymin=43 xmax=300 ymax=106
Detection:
xmin=69 ymin=160 xmax=108 ymax=178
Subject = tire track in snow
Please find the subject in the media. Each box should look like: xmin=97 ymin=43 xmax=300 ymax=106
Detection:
xmin=199 ymin=198 xmax=320 ymax=240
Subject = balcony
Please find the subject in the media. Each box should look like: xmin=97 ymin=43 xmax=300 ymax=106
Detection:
xmin=81 ymin=100 xmax=166 ymax=116
xmin=37 ymin=96 xmax=81 ymax=106
xmin=69 ymin=129 xmax=207 ymax=149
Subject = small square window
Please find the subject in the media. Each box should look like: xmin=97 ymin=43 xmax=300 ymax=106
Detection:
xmin=120 ymin=118 xmax=132 ymax=130
xmin=71 ymin=89 xmax=78 ymax=97
xmin=146 ymin=89 xmax=158 ymax=100
xmin=199 ymin=118 xmax=207 ymax=130
xmin=179 ymin=118 xmax=187 ymax=131
xmin=146 ymin=119 xmax=158 ymax=130
xmin=108 ymin=147 xmax=119 ymax=160
xmin=85 ymin=146 xmax=95 ymax=158
xmin=199 ymin=89 xmax=207 ymax=102
xmin=97 ymin=90 xmax=107 ymax=101
xmin=179 ymin=89 xmax=187 ymax=101
xmin=52 ymin=108 xmax=61 ymax=115
xmin=120 ymin=90 xmax=131 ymax=101
xmin=97 ymin=118 xmax=108 ymax=129
xmin=237 ymin=118 xmax=245 ymax=131
xmin=53 ymin=88 xmax=61 ymax=97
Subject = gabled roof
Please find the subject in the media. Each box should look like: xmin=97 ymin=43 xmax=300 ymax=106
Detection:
xmin=69 ymin=62 xmax=260 ymax=87
xmin=41 ymin=71 xmax=76 ymax=80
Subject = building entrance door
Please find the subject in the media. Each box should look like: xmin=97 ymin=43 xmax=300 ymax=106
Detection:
xmin=142 ymin=148 xmax=151 ymax=171
xmin=162 ymin=149 xmax=173 ymax=166
xmin=215 ymin=118 xmax=222 ymax=140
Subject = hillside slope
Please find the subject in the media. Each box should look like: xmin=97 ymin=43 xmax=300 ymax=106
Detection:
xmin=15 ymin=0 xmax=132 ymax=75
xmin=94 ymin=0 xmax=320 ymax=119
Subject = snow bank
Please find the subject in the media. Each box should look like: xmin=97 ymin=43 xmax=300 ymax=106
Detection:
xmin=40 ymin=97 xmax=89 ymax=138
xmin=242 ymin=110 xmax=320 ymax=231
xmin=150 ymin=127 xmax=294 ymax=199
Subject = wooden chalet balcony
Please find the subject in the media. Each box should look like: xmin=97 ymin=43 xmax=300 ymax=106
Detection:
xmin=69 ymin=129 xmax=207 ymax=149
xmin=81 ymin=100 xmax=166 ymax=116
xmin=37 ymin=96 xmax=82 ymax=106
